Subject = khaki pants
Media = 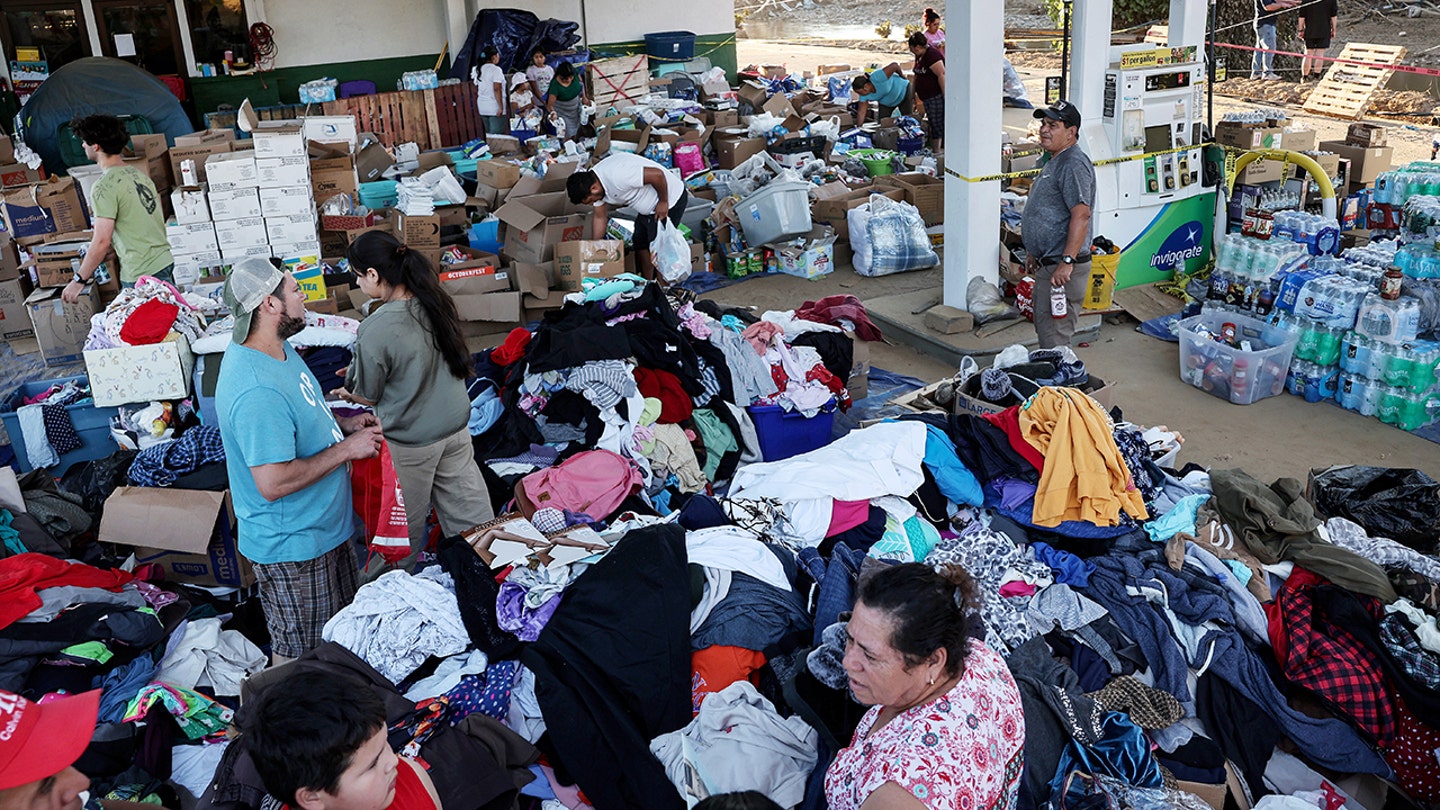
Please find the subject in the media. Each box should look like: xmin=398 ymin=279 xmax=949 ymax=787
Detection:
xmin=1033 ymin=261 xmax=1090 ymax=349
xmin=386 ymin=427 xmax=494 ymax=570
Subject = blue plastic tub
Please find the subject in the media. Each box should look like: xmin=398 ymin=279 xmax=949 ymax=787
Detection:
xmin=359 ymin=180 xmax=399 ymax=210
xmin=747 ymin=400 xmax=837 ymax=461
xmin=469 ymin=221 xmax=502 ymax=254
xmin=645 ymin=31 xmax=696 ymax=62
xmin=1 ymin=376 xmax=120 ymax=474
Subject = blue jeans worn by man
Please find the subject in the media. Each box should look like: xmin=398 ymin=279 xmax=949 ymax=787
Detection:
xmin=1252 ymin=22 xmax=1278 ymax=78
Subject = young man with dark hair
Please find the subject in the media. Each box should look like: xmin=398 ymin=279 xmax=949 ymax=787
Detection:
xmin=239 ymin=671 xmax=441 ymax=810
xmin=566 ymin=151 xmax=688 ymax=282
xmin=61 ymin=114 xmax=173 ymax=304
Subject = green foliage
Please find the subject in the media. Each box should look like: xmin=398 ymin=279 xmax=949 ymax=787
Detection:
xmin=903 ymin=23 xmax=923 ymax=39
xmin=875 ymin=19 xmax=893 ymax=39
xmin=1042 ymin=0 xmax=1168 ymax=30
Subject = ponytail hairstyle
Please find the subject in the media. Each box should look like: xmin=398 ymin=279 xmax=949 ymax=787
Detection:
xmin=924 ymin=7 xmax=941 ymax=24
xmin=347 ymin=230 xmax=471 ymax=380
xmin=856 ymin=561 xmax=980 ymax=677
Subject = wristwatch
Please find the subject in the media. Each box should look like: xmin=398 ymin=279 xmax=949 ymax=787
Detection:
xmin=1061 ymin=255 xmax=1075 ymax=265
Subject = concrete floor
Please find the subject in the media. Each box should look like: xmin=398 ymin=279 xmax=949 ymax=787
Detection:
xmin=698 ymin=265 xmax=1440 ymax=483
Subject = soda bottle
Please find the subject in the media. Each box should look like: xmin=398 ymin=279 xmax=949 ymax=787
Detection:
xmin=1050 ymin=283 xmax=1068 ymax=319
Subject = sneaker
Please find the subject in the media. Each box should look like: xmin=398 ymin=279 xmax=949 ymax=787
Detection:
xmin=1264 ymin=73 xmax=1283 ymax=81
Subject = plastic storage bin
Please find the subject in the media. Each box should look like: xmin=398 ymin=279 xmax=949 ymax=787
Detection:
xmin=1 ymin=376 xmax=120 ymax=474
xmin=1177 ymin=310 xmax=1298 ymax=405
xmin=645 ymin=31 xmax=697 ymax=61
xmin=748 ymin=400 xmax=837 ymax=461
xmin=738 ymin=181 xmax=813 ymax=248
xmin=359 ymin=180 xmax=399 ymax=210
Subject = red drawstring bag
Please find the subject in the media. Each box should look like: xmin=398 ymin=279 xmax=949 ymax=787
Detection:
xmin=350 ymin=440 xmax=411 ymax=566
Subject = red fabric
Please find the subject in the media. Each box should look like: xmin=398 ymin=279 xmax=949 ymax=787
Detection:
xmin=491 ymin=328 xmax=533 ymax=367
xmin=0 ymin=554 xmax=134 ymax=630
xmin=827 ymin=500 xmax=871 ymax=536
xmin=388 ymin=759 xmax=438 ymax=810
xmin=981 ymin=406 xmax=1046 ymax=472
xmin=691 ymin=645 xmax=766 ymax=714
xmin=634 ymin=367 xmax=692 ymax=423
xmin=118 ymin=299 xmax=180 ymax=345
xmin=794 ymin=295 xmax=884 ymax=342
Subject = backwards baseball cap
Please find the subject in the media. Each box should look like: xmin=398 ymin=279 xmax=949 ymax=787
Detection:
xmin=0 ymin=689 xmax=100 ymax=791
xmin=223 ymin=257 xmax=286 ymax=344
xmin=1034 ymin=99 xmax=1082 ymax=128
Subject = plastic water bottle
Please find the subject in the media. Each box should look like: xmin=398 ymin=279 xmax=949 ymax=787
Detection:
xmin=1341 ymin=331 xmax=1371 ymax=376
xmin=1376 ymin=173 xmax=1394 ymax=205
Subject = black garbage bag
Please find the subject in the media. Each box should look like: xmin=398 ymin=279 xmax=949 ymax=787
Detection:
xmin=452 ymin=9 xmax=536 ymax=80
xmin=60 ymin=449 xmax=139 ymax=514
xmin=1309 ymin=465 xmax=1440 ymax=554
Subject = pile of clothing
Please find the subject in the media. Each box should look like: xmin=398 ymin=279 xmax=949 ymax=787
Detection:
xmin=83 ymin=277 xmax=209 ymax=351
xmin=12 ymin=380 xmax=91 ymax=471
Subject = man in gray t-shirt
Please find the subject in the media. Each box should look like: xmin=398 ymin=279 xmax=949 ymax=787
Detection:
xmin=1021 ymin=100 xmax=1095 ymax=348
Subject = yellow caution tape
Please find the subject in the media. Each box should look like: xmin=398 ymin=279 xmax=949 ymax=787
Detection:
xmin=943 ymin=143 xmax=1203 ymax=184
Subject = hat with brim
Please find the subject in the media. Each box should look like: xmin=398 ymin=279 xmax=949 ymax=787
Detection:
xmin=0 ymin=689 xmax=101 ymax=791
xmin=224 ymin=257 xmax=286 ymax=344
xmin=1033 ymin=99 xmax=1082 ymax=128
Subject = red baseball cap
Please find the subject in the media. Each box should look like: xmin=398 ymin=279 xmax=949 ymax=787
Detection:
xmin=0 ymin=689 xmax=100 ymax=791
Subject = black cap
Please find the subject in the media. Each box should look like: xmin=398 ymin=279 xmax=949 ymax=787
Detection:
xmin=1034 ymin=99 xmax=1082 ymax=128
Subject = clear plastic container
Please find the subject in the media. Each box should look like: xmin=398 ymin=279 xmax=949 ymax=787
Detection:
xmin=737 ymin=180 xmax=814 ymax=247
xmin=1178 ymin=309 xmax=1298 ymax=405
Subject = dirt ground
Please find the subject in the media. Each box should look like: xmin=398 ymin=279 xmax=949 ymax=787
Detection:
xmin=701 ymin=36 xmax=1440 ymax=483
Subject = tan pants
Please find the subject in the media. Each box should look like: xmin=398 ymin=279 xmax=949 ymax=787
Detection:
xmin=1033 ymin=261 xmax=1091 ymax=349
xmin=386 ymin=427 xmax=494 ymax=570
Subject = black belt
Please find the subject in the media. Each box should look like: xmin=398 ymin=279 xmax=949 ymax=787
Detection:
xmin=1039 ymin=255 xmax=1092 ymax=266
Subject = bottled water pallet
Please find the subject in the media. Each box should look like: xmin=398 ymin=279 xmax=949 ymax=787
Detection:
xmin=1302 ymin=43 xmax=1407 ymax=120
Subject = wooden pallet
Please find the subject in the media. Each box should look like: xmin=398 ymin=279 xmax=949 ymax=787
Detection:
xmin=322 ymin=90 xmax=432 ymax=150
xmin=1144 ymin=25 xmax=1169 ymax=45
xmin=1302 ymin=43 xmax=1406 ymax=119
xmin=427 ymin=83 xmax=486 ymax=149
xmin=590 ymin=55 xmax=649 ymax=111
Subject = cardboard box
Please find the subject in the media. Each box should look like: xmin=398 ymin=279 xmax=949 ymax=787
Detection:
xmin=953 ymin=379 xmax=1114 ymax=417
xmin=208 ymin=185 xmax=263 ymax=220
xmin=310 ymin=156 xmax=359 ymax=202
xmin=122 ymin=151 xmax=173 ymax=191
xmin=214 ymin=216 xmax=269 ymax=249
xmin=23 ymin=237 xmax=97 ymax=288
xmin=205 ymin=152 xmax=259 ymax=187
xmin=738 ymin=81 xmax=771 ymax=109
xmin=495 ymin=193 xmax=591 ymax=264
xmin=0 ymin=234 xmax=20 ymax=281
xmin=1236 ymin=158 xmax=1284 ymax=185
xmin=396 ymin=212 xmax=442 ymax=251
xmin=879 ymin=172 xmax=943 ymax=225
xmin=0 ymin=276 xmax=35 ymax=342
xmin=270 ymin=240 xmax=322 ymax=260
xmin=175 ymin=129 xmax=237 ymax=147
xmin=251 ymin=122 xmax=306 ymax=159
xmin=165 ymin=219 xmax=219 ymax=254
xmin=0 ymin=135 xmax=12 ymax=165
xmin=84 ymin=334 xmax=195 ymax=406
xmin=1345 ymin=122 xmax=1387 ymax=147
xmin=25 ymin=285 xmax=98 ymax=365
xmin=438 ymin=246 xmax=501 ymax=274
xmin=1215 ymin=122 xmax=1283 ymax=151
xmin=221 ymin=244 xmax=273 ymax=264
xmin=554 ymin=240 xmax=625 ymax=290
xmin=812 ymin=187 xmax=905 ymax=238
xmin=266 ymin=213 xmax=318 ymax=244
xmin=99 ymin=487 xmax=253 ymax=587
xmin=715 ymin=136 xmax=767 ymax=170
xmin=355 ymin=134 xmax=394 ymax=183
xmin=1319 ymin=140 xmax=1393 ymax=186
xmin=1283 ymin=128 xmax=1317 ymax=152
xmin=171 ymin=187 xmax=209 ymax=225
xmin=441 ymin=262 xmax=522 ymax=323
xmin=474 ymin=159 xmax=522 ymax=189
xmin=0 ymin=163 xmax=46 ymax=189
xmin=2 ymin=178 xmax=88 ymax=239
xmin=259 ymin=185 xmax=315 ymax=217
xmin=172 ymin=250 xmax=224 ymax=285
xmin=256 ymin=156 xmax=310 ymax=188
xmin=303 ymin=116 xmax=360 ymax=147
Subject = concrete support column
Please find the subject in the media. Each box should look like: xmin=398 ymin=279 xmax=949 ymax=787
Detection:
xmin=1168 ymin=0 xmax=1210 ymax=52
xmin=941 ymin=0 xmax=1003 ymax=309
xmin=444 ymin=0 xmax=472 ymax=67
xmin=1070 ymin=0 xmax=1114 ymax=126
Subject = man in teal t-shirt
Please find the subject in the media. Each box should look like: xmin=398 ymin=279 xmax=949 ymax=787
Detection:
xmin=852 ymin=63 xmax=913 ymax=124
xmin=62 ymin=115 xmax=173 ymax=303
xmin=216 ymin=258 xmax=383 ymax=663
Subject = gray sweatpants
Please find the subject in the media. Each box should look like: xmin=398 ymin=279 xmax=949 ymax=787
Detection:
xmin=1033 ymin=261 xmax=1091 ymax=348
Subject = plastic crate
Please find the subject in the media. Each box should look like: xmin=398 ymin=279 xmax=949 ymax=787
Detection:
xmin=359 ymin=180 xmax=399 ymax=210
xmin=1178 ymin=310 xmax=1297 ymax=405
xmin=737 ymin=180 xmax=813 ymax=247
xmin=645 ymin=31 xmax=697 ymax=62
xmin=747 ymin=400 xmax=837 ymax=461
xmin=1 ymin=376 xmax=120 ymax=474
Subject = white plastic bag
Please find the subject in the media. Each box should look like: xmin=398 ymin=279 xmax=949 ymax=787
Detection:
xmin=848 ymin=194 xmax=939 ymax=277
xmin=653 ymin=220 xmax=693 ymax=284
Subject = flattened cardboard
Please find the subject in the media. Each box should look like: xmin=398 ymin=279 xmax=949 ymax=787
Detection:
xmin=99 ymin=487 xmax=254 ymax=587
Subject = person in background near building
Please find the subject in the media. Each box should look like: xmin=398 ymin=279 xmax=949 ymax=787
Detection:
xmin=62 ymin=114 xmax=173 ymax=304
xmin=1022 ymin=100 xmax=1095 ymax=349
xmin=334 ymin=231 xmax=494 ymax=573
xmin=568 ymin=151 xmax=687 ymax=282
xmin=1298 ymin=0 xmax=1338 ymax=82
xmin=216 ymin=257 xmax=382 ymax=664
xmin=547 ymin=62 xmax=588 ymax=141
xmin=851 ymin=63 xmax=913 ymax=124
xmin=1253 ymin=0 xmax=1299 ymax=80
xmin=907 ymin=32 xmax=946 ymax=150
xmin=474 ymin=47 xmax=506 ymax=135
xmin=1003 ymin=57 xmax=1034 ymax=108
xmin=921 ymin=8 xmax=945 ymax=52
xmin=527 ymin=47 xmax=555 ymax=103
xmin=238 ymin=671 xmax=442 ymax=810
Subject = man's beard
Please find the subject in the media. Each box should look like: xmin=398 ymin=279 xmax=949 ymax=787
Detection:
xmin=278 ymin=313 xmax=305 ymax=339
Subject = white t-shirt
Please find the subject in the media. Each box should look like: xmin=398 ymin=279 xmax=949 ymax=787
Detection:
xmin=592 ymin=152 xmax=682 ymax=215
xmin=527 ymin=64 xmax=556 ymax=95
xmin=476 ymin=63 xmax=505 ymax=116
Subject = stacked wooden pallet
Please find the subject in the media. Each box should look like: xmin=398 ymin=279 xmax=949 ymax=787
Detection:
xmin=590 ymin=55 xmax=650 ymax=112
xmin=1302 ymin=43 xmax=1407 ymax=120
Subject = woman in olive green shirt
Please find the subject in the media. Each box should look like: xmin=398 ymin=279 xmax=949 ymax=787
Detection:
xmin=547 ymin=62 xmax=588 ymax=140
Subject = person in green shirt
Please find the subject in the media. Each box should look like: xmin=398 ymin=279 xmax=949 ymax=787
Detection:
xmin=62 ymin=114 xmax=173 ymax=303
xmin=546 ymin=62 xmax=588 ymax=140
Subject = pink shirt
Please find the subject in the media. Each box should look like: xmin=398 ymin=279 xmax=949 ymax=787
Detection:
xmin=825 ymin=640 xmax=1025 ymax=810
